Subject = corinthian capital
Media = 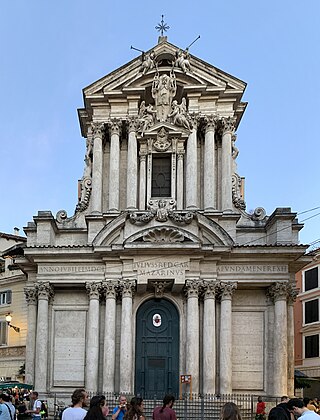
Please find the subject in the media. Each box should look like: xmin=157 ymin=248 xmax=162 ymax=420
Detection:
xmin=119 ymin=279 xmax=136 ymax=298
xmin=203 ymin=281 xmax=219 ymax=299
xmin=37 ymin=282 xmax=54 ymax=301
xmin=184 ymin=279 xmax=202 ymax=298
xmin=287 ymin=283 xmax=299 ymax=305
xmin=189 ymin=113 xmax=200 ymax=130
xmin=267 ymin=282 xmax=288 ymax=302
xmin=24 ymin=286 xmax=38 ymax=305
xmin=91 ymin=122 xmax=105 ymax=138
xmin=219 ymin=281 xmax=237 ymax=300
xmin=109 ymin=118 xmax=122 ymax=136
xmin=86 ymin=281 xmax=102 ymax=300
xmin=204 ymin=115 xmax=218 ymax=133
xmin=127 ymin=117 xmax=138 ymax=133
xmin=102 ymin=280 xmax=118 ymax=299
xmin=220 ymin=116 xmax=236 ymax=135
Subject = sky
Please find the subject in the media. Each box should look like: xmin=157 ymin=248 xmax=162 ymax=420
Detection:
xmin=0 ymin=0 xmax=319 ymax=248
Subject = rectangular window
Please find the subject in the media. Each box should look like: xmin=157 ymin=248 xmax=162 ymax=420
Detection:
xmin=0 ymin=321 xmax=8 ymax=346
xmin=305 ymin=267 xmax=319 ymax=292
xmin=305 ymin=334 xmax=319 ymax=358
xmin=0 ymin=290 xmax=12 ymax=306
xmin=152 ymin=156 xmax=171 ymax=197
xmin=305 ymin=299 xmax=319 ymax=324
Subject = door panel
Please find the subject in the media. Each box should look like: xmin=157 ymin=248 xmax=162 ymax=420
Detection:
xmin=135 ymin=299 xmax=179 ymax=398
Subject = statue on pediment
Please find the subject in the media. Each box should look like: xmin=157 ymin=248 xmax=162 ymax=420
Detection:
xmin=175 ymin=49 xmax=191 ymax=73
xmin=169 ymin=98 xmax=192 ymax=130
xmin=152 ymin=71 xmax=177 ymax=122
xmin=140 ymin=50 xmax=156 ymax=75
xmin=138 ymin=101 xmax=156 ymax=135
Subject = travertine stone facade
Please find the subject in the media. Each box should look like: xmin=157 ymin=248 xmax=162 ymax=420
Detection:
xmin=18 ymin=37 xmax=311 ymax=398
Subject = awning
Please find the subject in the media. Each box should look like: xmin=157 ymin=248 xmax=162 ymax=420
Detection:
xmin=0 ymin=382 xmax=33 ymax=390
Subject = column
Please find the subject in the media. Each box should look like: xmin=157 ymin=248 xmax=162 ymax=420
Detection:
xmin=202 ymin=281 xmax=218 ymax=394
xmin=269 ymin=282 xmax=288 ymax=396
xmin=108 ymin=119 xmax=121 ymax=211
xmin=119 ymin=279 xmax=136 ymax=393
xmin=203 ymin=115 xmax=217 ymax=210
xmin=34 ymin=282 xmax=53 ymax=393
xmin=219 ymin=281 xmax=237 ymax=394
xmin=185 ymin=279 xmax=201 ymax=394
xmin=24 ymin=285 xmax=38 ymax=386
xmin=139 ymin=140 xmax=147 ymax=210
xmin=176 ymin=152 xmax=184 ymax=209
xmin=185 ymin=117 xmax=198 ymax=209
xmin=220 ymin=117 xmax=236 ymax=211
xmin=85 ymin=282 xmax=101 ymax=393
xmin=102 ymin=281 xmax=117 ymax=392
xmin=287 ymin=282 xmax=299 ymax=397
xmin=127 ymin=118 xmax=138 ymax=209
xmin=91 ymin=122 xmax=104 ymax=213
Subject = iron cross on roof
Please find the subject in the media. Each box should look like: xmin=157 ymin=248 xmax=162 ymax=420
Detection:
xmin=155 ymin=15 xmax=170 ymax=36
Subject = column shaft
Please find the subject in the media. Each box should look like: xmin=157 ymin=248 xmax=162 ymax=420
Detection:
xmin=204 ymin=118 xmax=216 ymax=210
xmin=102 ymin=282 xmax=117 ymax=392
xmin=274 ymin=298 xmax=288 ymax=395
xmin=85 ymin=283 xmax=100 ymax=393
xmin=221 ymin=131 xmax=232 ymax=211
xmin=127 ymin=126 xmax=137 ymax=209
xmin=185 ymin=127 xmax=198 ymax=209
xmin=24 ymin=289 xmax=37 ymax=386
xmin=109 ymin=121 xmax=120 ymax=210
xmin=176 ymin=154 xmax=184 ymax=209
xmin=287 ymin=303 xmax=295 ymax=396
xmin=139 ymin=155 xmax=146 ymax=210
xmin=91 ymin=124 xmax=104 ymax=213
xmin=203 ymin=290 xmax=216 ymax=394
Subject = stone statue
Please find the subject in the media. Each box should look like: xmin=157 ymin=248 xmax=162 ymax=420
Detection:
xmin=175 ymin=49 xmax=191 ymax=73
xmin=168 ymin=98 xmax=191 ymax=130
xmin=76 ymin=156 xmax=92 ymax=212
xmin=152 ymin=71 xmax=177 ymax=122
xmin=140 ymin=50 xmax=156 ymax=75
xmin=85 ymin=136 xmax=93 ymax=161
xmin=138 ymin=100 xmax=156 ymax=135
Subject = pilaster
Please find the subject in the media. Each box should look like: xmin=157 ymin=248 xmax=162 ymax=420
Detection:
xmin=220 ymin=117 xmax=236 ymax=211
xmin=108 ymin=119 xmax=121 ymax=211
xmin=91 ymin=122 xmax=104 ymax=213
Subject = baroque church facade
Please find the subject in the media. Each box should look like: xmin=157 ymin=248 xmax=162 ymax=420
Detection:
xmin=19 ymin=36 xmax=309 ymax=398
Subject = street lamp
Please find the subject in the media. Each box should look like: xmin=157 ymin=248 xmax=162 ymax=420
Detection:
xmin=5 ymin=313 xmax=20 ymax=333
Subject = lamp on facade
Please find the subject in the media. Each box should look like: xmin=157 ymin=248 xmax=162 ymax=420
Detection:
xmin=5 ymin=313 xmax=20 ymax=333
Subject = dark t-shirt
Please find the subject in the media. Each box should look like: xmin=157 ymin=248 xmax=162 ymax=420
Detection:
xmin=152 ymin=407 xmax=176 ymax=420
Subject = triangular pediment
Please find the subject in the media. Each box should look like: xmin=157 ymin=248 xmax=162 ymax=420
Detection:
xmin=144 ymin=121 xmax=190 ymax=137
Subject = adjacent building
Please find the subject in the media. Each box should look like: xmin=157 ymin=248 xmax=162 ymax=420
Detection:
xmin=0 ymin=231 xmax=27 ymax=382
xmin=295 ymin=247 xmax=320 ymax=395
xmin=17 ymin=36 xmax=310 ymax=399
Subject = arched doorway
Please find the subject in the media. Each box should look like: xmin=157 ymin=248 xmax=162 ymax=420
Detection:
xmin=135 ymin=298 xmax=179 ymax=398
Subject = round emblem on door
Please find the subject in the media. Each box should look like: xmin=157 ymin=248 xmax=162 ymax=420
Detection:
xmin=153 ymin=313 xmax=162 ymax=327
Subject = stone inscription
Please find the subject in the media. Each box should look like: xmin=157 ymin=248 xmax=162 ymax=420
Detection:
xmin=133 ymin=259 xmax=189 ymax=281
xmin=218 ymin=264 xmax=288 ymax=273
xmin=39 ymin=266 xmax=104 ymax=274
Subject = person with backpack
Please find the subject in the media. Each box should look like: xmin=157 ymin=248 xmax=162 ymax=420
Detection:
xmin=26 ymin=392 xmax=41 ymax=420
xmin=0 ymin=393 xmax=16 ymax=420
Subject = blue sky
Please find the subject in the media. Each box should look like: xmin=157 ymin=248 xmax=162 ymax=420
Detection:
xmin=0 ymin=1 xmax=319 ymax=247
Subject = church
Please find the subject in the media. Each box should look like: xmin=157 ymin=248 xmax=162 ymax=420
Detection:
xmin=18 ymin=34 xmax=309 ymax=399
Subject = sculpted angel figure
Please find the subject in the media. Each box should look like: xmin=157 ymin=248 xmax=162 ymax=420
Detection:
xmin=169 ymin=99 xmax=192 ymax=130
xmin=138 ymin=100 xmax=156 ymax=135
xmin=140 ymin=50 xmax=156 ymax=75
xmin=175 ymin=49 xmax=191 ymax=73
xmin=152 ymin=71 xmax=177 ymax=122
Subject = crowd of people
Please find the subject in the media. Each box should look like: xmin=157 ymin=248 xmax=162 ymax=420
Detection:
xmin=2 ymin=388 xmax=320 ymax=420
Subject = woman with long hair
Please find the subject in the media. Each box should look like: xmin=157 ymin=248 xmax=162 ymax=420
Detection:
xmin=125 ymin=397 xmax=145 ymax=420
xmin=83 ymin=395 xmax=109 ymax=420
xmin=152 ymin=394 xmax=176 ymax=420
xmin=221 ymin=402 xmax=242 ymax=420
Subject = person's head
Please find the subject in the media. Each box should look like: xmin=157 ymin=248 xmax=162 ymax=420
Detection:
xmin=83 ymin=395 xmax=106 ymax=420
xmin=268 ymin=407 xmax=289 ymax=420
xmin=287 ymin=398 xmax=305 ymax=416
xmin=221 ymin=402 xmax=242 ymax=420
xmin=281 ymin=396 xmax=289 ymax=403
xmin=90 ymin=395 xmax=106 ymax=409
xmin=258 ymin=397 xmax=263 ymax=403
xmin=71 ymin=389 xmax=88 ymax=407
xmin=119 ymin=395 xmax=127 ymax=408
xmin=162 ymin=394 xmax=175 ymax=409
xmin=0 ymin=393 xmax=10 ymax=403
xmin=303 ymin=397 xmax=311 ymax=406
xmin=31 ymin=392 xmax=38 ymax=400
xmin=126 ymin=397 xmax=143 ymax=419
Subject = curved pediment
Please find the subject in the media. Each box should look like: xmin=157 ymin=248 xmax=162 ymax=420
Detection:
xmin=125 ymin=225 xmax=200 ymax=245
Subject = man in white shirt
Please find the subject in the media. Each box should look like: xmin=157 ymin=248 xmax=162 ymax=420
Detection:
xmin=287 ymin=398 xmax=320 ymax=420
xmin=0 ymin=393 xmax=16 ymax=420
xmin=26 ymin=392 xmax=41 ymax=420
xmin=62 ymin=389 xmax=88 ymax=420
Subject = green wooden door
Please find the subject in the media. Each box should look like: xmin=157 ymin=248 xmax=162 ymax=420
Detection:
xmin=135 ymin=299 xmax=179 ymax=398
